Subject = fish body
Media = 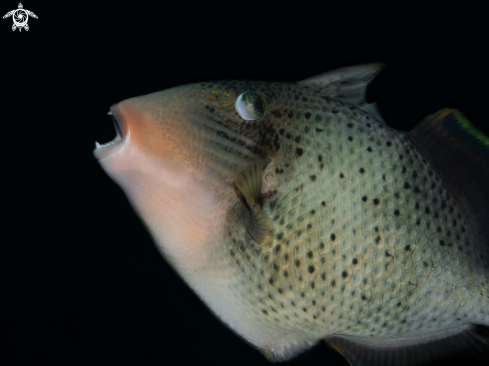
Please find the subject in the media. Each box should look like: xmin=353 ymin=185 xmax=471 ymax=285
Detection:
xmin=94 ymin=64 xmax=489 ymax=364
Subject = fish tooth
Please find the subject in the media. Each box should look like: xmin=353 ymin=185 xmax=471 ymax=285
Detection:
xmin=95 ymin=141 xmax=101 ymax=149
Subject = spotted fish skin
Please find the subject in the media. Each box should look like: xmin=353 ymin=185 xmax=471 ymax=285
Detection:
xmin=94 ymin=74 xmax=489 ymax=362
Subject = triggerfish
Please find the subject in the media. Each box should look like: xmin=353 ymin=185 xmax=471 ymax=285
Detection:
xmin=94 ymin=63 xmax=489 ymax=365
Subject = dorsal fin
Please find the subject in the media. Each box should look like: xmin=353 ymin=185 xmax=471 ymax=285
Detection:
xmin=299 ymin=62 xmax=385 ymax=106
xmin=409 ymin=108 xmax=489 ymax=255
xmin=326 ymin=324 xmax=489 ymax=366
xmin=234 ymin=158 xmax=274 ymax=246
xmin=360 ymin=101 xmax=386 ymax=124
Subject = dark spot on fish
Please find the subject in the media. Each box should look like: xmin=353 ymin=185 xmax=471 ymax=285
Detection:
xmin=415 ymin=202 xmax=420 ymax=210
xmin=347 ymin=123 xmax=353 ymax=128
xmin=308 ymin=265 xmax=315 ymax=274
xmin=373 ymin=198 xmax=380 ymax=205
xmin=315 ymin=127 xmax=324 ymax=133
xmin=399 ymin=154 xmax=404 ymax=160
xmin=439 ymin=240 xmax=446 ymax=246
xmin=272 ymin=263 xmax=279 ymax=271
xmin=362 ymin=294 xmax=367 ymax=300
xmin=340 ymin=173 xmax=344 ymax=179
xmin=332 ymin=110 xmax=339 ymax=114
xmin=310 ymin=175 xmax=317 ymax=182
xmin=331 ymin=280 xmax=336 ymax=287
xmin=304 ymin=112 xmax=311 ymax=119
xmin=279 ymin=128 xmax=285 ymax=135
xmin=210 ymin=107 xmax=215 ymax=113
xmin=205 ymin=105 xmax=209 ymax=109
xmin=404 ymin=182 xmax=410 ymax=189
xmin=425 ymin=207 xmax=430 ymax=214
xmin=295 ymin=260 xmax=301 ymax=267
xmin=394 ymin=209 xmax=400 ymax=216
xmin=362 ymin=196 xmax=367 ymax=202
xmin=348 ymin=136 xmax=353 ymax=141
xmin=375 ymin=236 xmax=381 ymax=244
xmin=367 ymin=146 xmax=373 ymax=152
xmin=397 ymin=302 xmax=402 ymax=307
xmin=352 ymin=258 xmax=358 ymax=265
xmin=386 ymin=141 xmax=392 ymax=147
xmin=273 ymin=140 xmax=281 ymax=151
xmin=321 ymin=201 xmax=326 ymax=206
xmin=414 ymin=187 xmax=420 ymax=194
xmin=287 ymin=112 xmax=294 ymax=119
xmin=294 ymin=95 xmax=300 ymax=101
xmin=385 ymin=250 xmax=392 ymax=257
xmin=296 ymin=148 xmax=303 ymax=157
xmin=331 ymin=233 xmax=336 ymax=241
xmin=359 ymin=167 xmax=365 ymax=174
xmin=230 ymin=249 xmax=235 ymax=257
xmin=413 ymin=171 xmax=418 ymax=179
xmin=318 ymin=154 xmax=323 ymax=162
xmin=271 ymin=110 xmax=282 ymax=118
xmin=307 ymin=250 xmax=313 ymax=259
xmin=405 ymin=245 xmax=411 ymax=251
xmin=294 ymin=135 xmax=301 ymax=143
xmin=319 ymin=242 xmax=324 ymax=249
xmin=269 ymin=278 xmax=275 ymax=285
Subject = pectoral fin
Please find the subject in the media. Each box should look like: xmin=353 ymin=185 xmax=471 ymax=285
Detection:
xmin=234 ymin=158 xmax=274 ymax=246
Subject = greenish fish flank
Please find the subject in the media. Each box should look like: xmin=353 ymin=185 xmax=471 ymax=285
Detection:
xmin=94 ymin=63 xmax=489 ymax=365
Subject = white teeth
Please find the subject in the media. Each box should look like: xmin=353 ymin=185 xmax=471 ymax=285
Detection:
xmin=107 ymin=111 xmax=113 ymax=116
xmin=95 ymin=141 xmax=102 ymax=149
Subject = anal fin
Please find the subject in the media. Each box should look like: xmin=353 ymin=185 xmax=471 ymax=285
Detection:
xmin=326 ymin=325 xmax=489 ymax=366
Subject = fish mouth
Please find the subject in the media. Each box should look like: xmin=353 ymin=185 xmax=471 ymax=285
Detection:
xmin=93 ymin=105 xmax=128 ymax=160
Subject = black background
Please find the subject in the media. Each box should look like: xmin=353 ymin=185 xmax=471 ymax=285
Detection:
xmin=2 ymin=2 xmax=488 ymax=365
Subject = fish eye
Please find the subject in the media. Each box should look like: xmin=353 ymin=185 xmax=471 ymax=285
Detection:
xmin=235 ymin=92 xmax=265 ymax=120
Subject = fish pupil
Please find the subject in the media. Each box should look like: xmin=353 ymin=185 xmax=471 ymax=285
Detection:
xmin=253 ymin=97 xmax=264 ymax=115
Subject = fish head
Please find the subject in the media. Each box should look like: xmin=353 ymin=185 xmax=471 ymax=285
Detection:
xmin=93 ymin=80 xmax=290 ymax=274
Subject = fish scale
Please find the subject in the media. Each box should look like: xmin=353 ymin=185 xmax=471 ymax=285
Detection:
xmin=223 ymin=84 xmax=489 ymax=346
xmin=94 ymin=63 xmax=489 ymax=364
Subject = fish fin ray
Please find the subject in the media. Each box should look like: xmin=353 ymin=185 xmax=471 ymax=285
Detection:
xmin=359 ymin=101 xmax=386 ymax=124
xmin=299 ymin=62 xmax=385 ymax=106
xmin=326 ymin=324 xmax=489 ymax=366
xmin=234 ymin=158 xmax=274 ymax=246
xmin=409 ymin=108 xmax=489 ymax=262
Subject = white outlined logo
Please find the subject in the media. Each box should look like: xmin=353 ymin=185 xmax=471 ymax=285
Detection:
xmin=3 ymin=3 xmax=37 ymax=32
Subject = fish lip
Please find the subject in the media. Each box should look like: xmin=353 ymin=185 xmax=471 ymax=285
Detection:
xmin=93 ymin=104 xmax=128 ymax=160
